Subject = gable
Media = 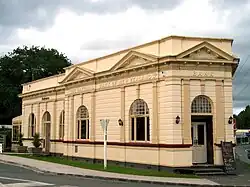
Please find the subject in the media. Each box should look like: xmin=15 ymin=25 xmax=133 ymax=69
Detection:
xmin=59 ymin=67 xmax=94 ymax=84
xmin=110 ymin=51 xmax=158 ymax=71
xmin=176 ymin=41 xmax=236 ymax=61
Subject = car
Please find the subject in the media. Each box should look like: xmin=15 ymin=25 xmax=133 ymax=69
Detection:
xmin=246 ymin=149 xmax=250 ymax=159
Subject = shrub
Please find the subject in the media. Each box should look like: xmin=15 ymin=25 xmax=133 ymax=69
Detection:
xmin=32 ymin=133 xmax=42 ymax=148
xmin=17 ymin=133 xmax=23 ymax=146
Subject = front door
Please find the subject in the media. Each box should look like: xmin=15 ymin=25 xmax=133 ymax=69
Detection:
xmin=191 ymin=122 xmax=207 ymax=164
xmin=44 ymin=123 xmax=51 ymax=153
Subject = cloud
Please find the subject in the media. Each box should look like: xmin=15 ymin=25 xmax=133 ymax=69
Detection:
xmin=0 ymin=0 xmax=250 ymax=112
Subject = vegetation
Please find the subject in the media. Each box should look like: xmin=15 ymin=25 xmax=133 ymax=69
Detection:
xmin=17 ymin=133 xmax=24 ymax=146
xmin=32 ymin=133 xmax=41 ymax=148
xmin=0 ymin=126 xmax=12 ymax=148
xmin=234 ymin=105 xmax=250 ymax=129
xmin=0 ymin=46 xmax=72 ymax=124
xmin=9 ymin=154 xmax=198 ymax=178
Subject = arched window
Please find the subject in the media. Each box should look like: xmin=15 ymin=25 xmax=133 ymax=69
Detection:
xmin=130 ymin=99 xmax=150 ymax=141
xmin=28 ymin=113 xmax=36 ymax=137
xmin=76 ymin=106 xmax=89 ymax=139
xmin=59 ymin=110 xmax=65 ymax=139
xmin=191 ymin=95 xmax=212 ymax=114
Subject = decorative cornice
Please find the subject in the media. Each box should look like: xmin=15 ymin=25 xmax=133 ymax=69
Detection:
xmin=20 ymin=58 xmax=236 ymax=99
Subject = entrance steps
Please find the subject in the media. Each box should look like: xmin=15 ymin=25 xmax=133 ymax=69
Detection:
xmin=174 ymin=164 xmax=227 ymax=176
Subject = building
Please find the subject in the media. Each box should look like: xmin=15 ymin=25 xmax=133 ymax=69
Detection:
xmin=235 ymin=129 xmax=250 ymax=145
xmin=13 ymin=35 xmax=239 ymax=168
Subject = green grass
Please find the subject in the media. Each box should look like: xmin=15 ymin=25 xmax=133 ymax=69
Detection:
xmin=8 ymin=154 xmax=198 ymax=178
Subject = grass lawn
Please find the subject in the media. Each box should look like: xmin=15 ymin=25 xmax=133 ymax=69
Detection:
xmin=8 ymin=154 xmax=198 ymax=178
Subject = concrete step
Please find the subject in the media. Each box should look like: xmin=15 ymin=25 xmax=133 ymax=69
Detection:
xmin=195 ymin=171 xmax=226 ymax=176
xmin=174 ymin=166 xmax=226 ymax=175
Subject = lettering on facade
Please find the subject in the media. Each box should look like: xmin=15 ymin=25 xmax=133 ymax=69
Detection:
xmin=42 ymin=97 xmax=49 ymax=100
xmin=192 ymin=71 xmax=214 ymax=78
xmin=98 ymin=72 xmax=158 ymax=89
xmin=69 ymin=85 xmax=94 ymax=95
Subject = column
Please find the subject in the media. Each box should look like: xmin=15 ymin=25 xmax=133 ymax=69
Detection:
xmin=152 ymin=82 xmax=158 ymax=143
xmin=53 ymin=101 xmax=56 ymax=140
xmin=215 ymin=80 xmax=225 ymax=143
xmin=183 ymin=79 xmax=191 ymax=144
xmin=70 ymin=96 xmax=74 ymax=140
xmin=64 ymin=97 xmax=70 ymax=140
xmin=37 ymin=103 xmax=40 ymax=134
xmin=22 ymin=105 xmax=26 ymax=137
xmin=120 ymin=87 xmax=125 ymax=142
xmin=91 ymin=92 xmax=96 ymax=141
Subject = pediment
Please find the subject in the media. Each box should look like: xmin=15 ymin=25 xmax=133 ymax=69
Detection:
xmin=176 ymin=41 xmax=235 ymax=61
xmin=59 ymin=67 xmax=94 ymax=83
xmin=110 ymin=51 xmax=158 ymax=71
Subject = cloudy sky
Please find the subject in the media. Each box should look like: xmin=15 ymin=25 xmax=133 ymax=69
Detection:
xmin=0 ymin=0 xmax=249 ymax=114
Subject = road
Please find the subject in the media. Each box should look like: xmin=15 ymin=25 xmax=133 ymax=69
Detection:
xmin=236 ymin=145 xmax=250 ymax=164
xmin=0 ymin=162 xmax=181 ymax=187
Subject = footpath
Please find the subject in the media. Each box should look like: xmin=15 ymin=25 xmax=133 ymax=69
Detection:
xmin=0 ymin=154 xmax=249 ymax=187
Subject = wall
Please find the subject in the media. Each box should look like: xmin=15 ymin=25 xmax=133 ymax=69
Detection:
xmin=22 ymin=74 xmax=65 ymax=94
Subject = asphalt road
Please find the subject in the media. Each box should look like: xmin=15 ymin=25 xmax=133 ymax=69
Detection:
xmin=0 ymin=162 xmax=181 ymax=187
xmin=236 ymin=145 xmax=250 ymax=164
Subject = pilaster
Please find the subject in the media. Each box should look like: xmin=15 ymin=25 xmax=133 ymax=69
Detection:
xmin=152 ymin=82 xmax=158 ymax=143
xmin=215 ymin=80 xmax=225 ymax=143
xmin=91 ymin=92 xmax=96 ymax=141
xmin=120 ymin=87 xmax=125 ymax=142
xmin=183 ymin=79 xmax=191 ymax=144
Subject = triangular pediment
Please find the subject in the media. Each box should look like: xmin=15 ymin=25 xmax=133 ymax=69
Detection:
xmin=110 ymin=51 xmax=158 ymax=71
xmin=59 ymin=67 xmax=94 ymax=83
xmin=176 ymin=41 xmax=236 ymax=61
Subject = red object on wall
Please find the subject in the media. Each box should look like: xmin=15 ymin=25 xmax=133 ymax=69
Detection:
xmin=233 ymin=118 xmax=236 ymax=130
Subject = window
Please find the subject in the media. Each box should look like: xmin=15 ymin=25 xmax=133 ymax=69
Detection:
xmin=76 ymin=105 xmax=89 ymax=140
xmin=130 ymin=99 xmax=150 ymax=142
xmin=191 ymin=95 xmax=212 ymax=113
xmin=28 ymin=113 xmax=36 ymax=137
xmin=12 ymin=125 xmax=21 ymax=142
xmin=59 ymin=110 xmax=65 ymax=139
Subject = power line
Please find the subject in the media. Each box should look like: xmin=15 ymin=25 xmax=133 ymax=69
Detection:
xmin=233 ymin=54 xmax=250 ymax=80
xmin=233 ymin=53 xmax=250 ymax=99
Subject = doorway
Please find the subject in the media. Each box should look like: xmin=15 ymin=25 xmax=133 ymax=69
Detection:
xmin=191 ymin=115 xmax=214 ymax=164
xmin=42 ymin=111 xmax=51 ymax=154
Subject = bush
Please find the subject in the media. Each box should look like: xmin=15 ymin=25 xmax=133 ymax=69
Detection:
xmin=17 ymin=133 xmax=23 ymax=146
xmin=32 ymin=133 xmax=42 ymax=148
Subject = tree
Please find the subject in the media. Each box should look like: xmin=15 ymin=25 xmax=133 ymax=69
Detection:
xmin=234 ymin=105 xmax=250 ymax=129
xmin=0 ymin=46 xmax=72 ymax=124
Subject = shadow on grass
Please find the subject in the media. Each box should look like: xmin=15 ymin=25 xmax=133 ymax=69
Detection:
xmin=8 ymin=154 xmax=198 ymax=178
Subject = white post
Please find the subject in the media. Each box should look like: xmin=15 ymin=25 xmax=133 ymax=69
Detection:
xmin=104 ymin=124 xmax=107 ymax=169
xmin=100 ymin=119 xmax=109 ymax=169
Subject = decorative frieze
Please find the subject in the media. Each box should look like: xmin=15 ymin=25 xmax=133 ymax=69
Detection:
xmin=66 ymin=85 xmax=94 ymax=95
xmin=97 ymin=72 xmax=158 ymax=89
xmin=193 ymin=71 xmax=214 ymax=78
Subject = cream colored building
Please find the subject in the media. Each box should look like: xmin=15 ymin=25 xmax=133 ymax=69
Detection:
xmin=13 ymin=35 xmax=239 ymax=168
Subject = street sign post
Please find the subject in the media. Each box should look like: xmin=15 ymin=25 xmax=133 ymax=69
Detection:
xmin=100 ymin=119 xmax=109 ymax=169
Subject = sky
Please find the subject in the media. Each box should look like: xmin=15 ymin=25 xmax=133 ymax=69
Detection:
xmin=0 ymin=0 xmax=249 ymax=114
